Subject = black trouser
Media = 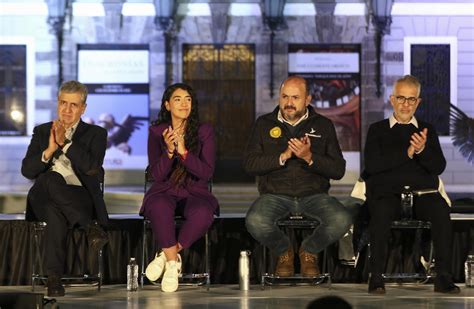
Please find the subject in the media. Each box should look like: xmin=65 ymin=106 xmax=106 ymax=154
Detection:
xmin=368 ymin=192 xmax=453 ymax=277
xmin=28 ymin=171 xmax=93 ymax=276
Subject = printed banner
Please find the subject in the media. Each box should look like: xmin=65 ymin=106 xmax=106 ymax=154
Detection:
xmin=78 ymin=44 xmax=149 ymax=169
xmin=289 ymin=44 xmax=361 ymax=180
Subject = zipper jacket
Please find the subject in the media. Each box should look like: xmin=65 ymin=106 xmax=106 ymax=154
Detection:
xmin=243 ymin=106 xmax=346 ymax=197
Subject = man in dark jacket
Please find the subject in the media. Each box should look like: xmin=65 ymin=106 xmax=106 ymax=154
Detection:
xmin=21 ymin=80 xmax=109 ymax=297
xmin=364 ymin=75 xmax=459 ymax=294
xmin=244 ymin=76 xmax=351 ymax=277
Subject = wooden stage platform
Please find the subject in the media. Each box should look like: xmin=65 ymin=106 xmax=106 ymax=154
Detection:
xmin=2 ymin=283 xmax=474 ymax=308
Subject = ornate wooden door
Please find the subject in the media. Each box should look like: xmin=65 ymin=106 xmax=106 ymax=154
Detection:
xmin=183 ymin=44 xmax=255 ymax=182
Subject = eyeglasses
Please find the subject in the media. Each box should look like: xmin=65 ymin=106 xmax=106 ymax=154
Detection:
xmin=393 ymin=95 xmax=419 ymax=105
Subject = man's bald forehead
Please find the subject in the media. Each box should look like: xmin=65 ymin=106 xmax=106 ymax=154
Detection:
xmin=280 ymin=76 xmax=308 ymax=95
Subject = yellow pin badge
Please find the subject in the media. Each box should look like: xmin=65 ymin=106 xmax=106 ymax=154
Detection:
xmin=269 ymin=126 xmax=281 ymax=138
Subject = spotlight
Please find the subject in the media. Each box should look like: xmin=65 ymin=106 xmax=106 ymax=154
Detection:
xmin=10 ymin=110 xmax=25 ymax=123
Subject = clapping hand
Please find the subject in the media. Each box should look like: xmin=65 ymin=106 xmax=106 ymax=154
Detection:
xmin=288 ymin=136 xmax=312 ymax=164
xmin=163 ymin=126 xmax=177 ymax=156
xmin=44 ymin=119 xmax=65 ymax=160
xmin=408 ymin=128 xmax=428 ymax=158
xmin=52 ymin=120 xmax=66 ymax=146
xmin=173 ymin=120 xmax=187 ymax=156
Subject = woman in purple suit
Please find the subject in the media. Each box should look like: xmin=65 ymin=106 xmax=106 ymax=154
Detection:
xmin=141 ymin=83 xmax=219 ymax=292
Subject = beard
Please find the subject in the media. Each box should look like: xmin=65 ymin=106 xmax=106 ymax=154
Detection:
xmin=282 ymin=106 xmax=305 ymax=122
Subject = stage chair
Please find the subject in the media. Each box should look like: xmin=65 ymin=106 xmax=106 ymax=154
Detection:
xmin=31 ymin=222 xmax=104 ymax=291
xmin=367 ymin=189 xmax=436 ymax=284
xmin=30 ymin=170 xmax=105 ymax=292
xmin=140 ymin=166 xmax=211 ymax=290
xmin=260 ymin=213 xmax=331 ymax=289
xmin=380 ymin=220 xmax=434 ymax=283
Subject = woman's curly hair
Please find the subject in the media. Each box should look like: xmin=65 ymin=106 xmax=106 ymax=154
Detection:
xmin=154 ymin=83 xmax=200 ymax=186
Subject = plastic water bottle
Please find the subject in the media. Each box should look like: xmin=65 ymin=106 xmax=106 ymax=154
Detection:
xmin=400 ymin=185 xmax=413 ymax=219
xmin=239 ymin=250 xmax=250 ymax=291
xmin=127 ymin=257 xmax=138 ymax=291
xmin=465 ymin=255 xmax=474 ymax=287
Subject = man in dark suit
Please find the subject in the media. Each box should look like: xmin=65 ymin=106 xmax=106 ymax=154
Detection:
xmin=21 ymin=80 xmax=109 ymax=297
xmin=364 ymin=75 xmax=459 ymax=294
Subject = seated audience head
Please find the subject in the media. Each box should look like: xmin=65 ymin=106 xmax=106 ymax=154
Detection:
xmin=390 ymin=75 xmax=422 ymax=124
xmin=307 ymin=295 xmax=352 ymax=309
xmin=57 ymin=80 xmax=88 ymax=129
xmin=279 ymin=76 xmax=312 ymax=124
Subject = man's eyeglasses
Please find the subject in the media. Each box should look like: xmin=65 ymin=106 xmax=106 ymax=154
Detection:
xmin=393 ymin=95 xmax=419 ymax=105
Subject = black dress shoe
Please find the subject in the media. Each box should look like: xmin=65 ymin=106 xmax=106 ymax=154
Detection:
xmin=87 ymin=224 xmax=109 ymax=251
xmin=368 ymin=274 xmax=386 ymax=294
xmin=47 ymin=275 xmax=65 ymax=297
xmin=434 ymin=275 xmax=461 ymax=294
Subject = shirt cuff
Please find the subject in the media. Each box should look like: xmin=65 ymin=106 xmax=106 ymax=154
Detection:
xmin=41 ymin=151 xmax=49 ymax=163
xmin=279 ymin=154 xmax=286 ymax=166
xmin=308 ymin=159 xmax=314 ymax=166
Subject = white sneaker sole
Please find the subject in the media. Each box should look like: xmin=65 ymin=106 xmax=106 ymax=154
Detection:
xmin=145 ymin=252 xmax=166 ymax=282
xmin=161 ymin=261 xmax=179 ymax=293
xmin=161 ymin=281 xmax=178 ymax=293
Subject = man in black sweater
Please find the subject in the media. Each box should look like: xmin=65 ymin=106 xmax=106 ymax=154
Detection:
xmin=364 ymin=75 xmax=459 ymax=294
xmin=244 ymin=76 xmax=351 ymax=277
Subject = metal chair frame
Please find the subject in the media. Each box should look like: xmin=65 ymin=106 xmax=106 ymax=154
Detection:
xmin=364 ymin=186 xmax=437 ymax=284
xmin=31 ymin=222 xmax=104 ymax=291
xmin=140 ymin=166 xmax=211 ymax=290
xmin=368 ymin=219 xmax=434 ymax=284
xmin=30 ymin=170 xmax=105 ymax=292
xmin=140 ymin=219 xmax=210 ymax=290
xmin=261 ymin=214 xmax=332 ymax=289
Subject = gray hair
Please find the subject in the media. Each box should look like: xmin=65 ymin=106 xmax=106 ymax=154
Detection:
xmin=58 ymin=80 xmax=88 ymax=104
xmin=393 ymin=75 xmax=421 ymax=97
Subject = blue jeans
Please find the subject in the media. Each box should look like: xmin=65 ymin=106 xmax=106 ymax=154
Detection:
xmin=246 ymin=193 xmax=352 ymax=256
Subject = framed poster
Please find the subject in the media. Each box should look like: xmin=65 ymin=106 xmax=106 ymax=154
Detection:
xmin=288 ymin=44 xmax=361 ymax=181
xmin=78 ymin=44 xmax=149 ymax=169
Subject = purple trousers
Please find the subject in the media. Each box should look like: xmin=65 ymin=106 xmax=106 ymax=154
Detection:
xmin=144 ymin=187 xmax=214 ymax=249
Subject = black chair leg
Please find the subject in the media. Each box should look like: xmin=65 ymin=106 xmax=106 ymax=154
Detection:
xmin=30 ymin=221 xmax=104 ymax=292
xmin=205 ymin=231 xmax=210 ymax=291
xmin=98 ymin=248 xmax=103 ymax=291
xmin=141 ymin=219 xmax=148 ymax=288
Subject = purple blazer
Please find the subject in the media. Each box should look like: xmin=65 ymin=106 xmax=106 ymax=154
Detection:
xmin=140 ymin=122 xmax=219 ymax=215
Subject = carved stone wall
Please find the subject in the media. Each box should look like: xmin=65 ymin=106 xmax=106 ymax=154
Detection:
xmin=0 ymin=6 xmax=472 ymax=188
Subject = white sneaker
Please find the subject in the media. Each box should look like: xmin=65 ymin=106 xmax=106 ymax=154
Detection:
xmin=176 ymin=253 xmax=182 ymax=276
xmin=161 ymin=261 xmax=179 ymax=292
xmin=145 ymin=251 xmax=167 ymax=282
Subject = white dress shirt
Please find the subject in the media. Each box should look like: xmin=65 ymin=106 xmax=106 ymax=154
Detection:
xmin=42 ymin=121 xmax=82 ymax=186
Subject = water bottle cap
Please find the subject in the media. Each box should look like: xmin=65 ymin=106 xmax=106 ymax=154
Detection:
xmin=469 ymin=255 xmax=474 ymax=258
xmin=240 ymin=250 xmax=250 ymax=256
xmin=130 ymin=257 xmax=136 ymax=261
xmin=404 ymin=185 xmax=410 ymax=189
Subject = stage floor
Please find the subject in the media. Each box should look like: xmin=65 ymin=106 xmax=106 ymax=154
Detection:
xmin=1 ymin=284 xmax=474 ymax=308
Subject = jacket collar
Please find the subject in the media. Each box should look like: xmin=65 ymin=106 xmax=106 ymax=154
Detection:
xmin=389 ymin=114 xmax=419 ymax=128
xmin=71 ymin=120 xmax=88 ymax=141
xmin=271 ymin=106 xmax=316 ymax=123
xmin=277 ymin=108 xmax=309 ymax=127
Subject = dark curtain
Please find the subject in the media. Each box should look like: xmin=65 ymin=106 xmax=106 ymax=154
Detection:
xmin=0 ymin=218 xmax=472 ymax=285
